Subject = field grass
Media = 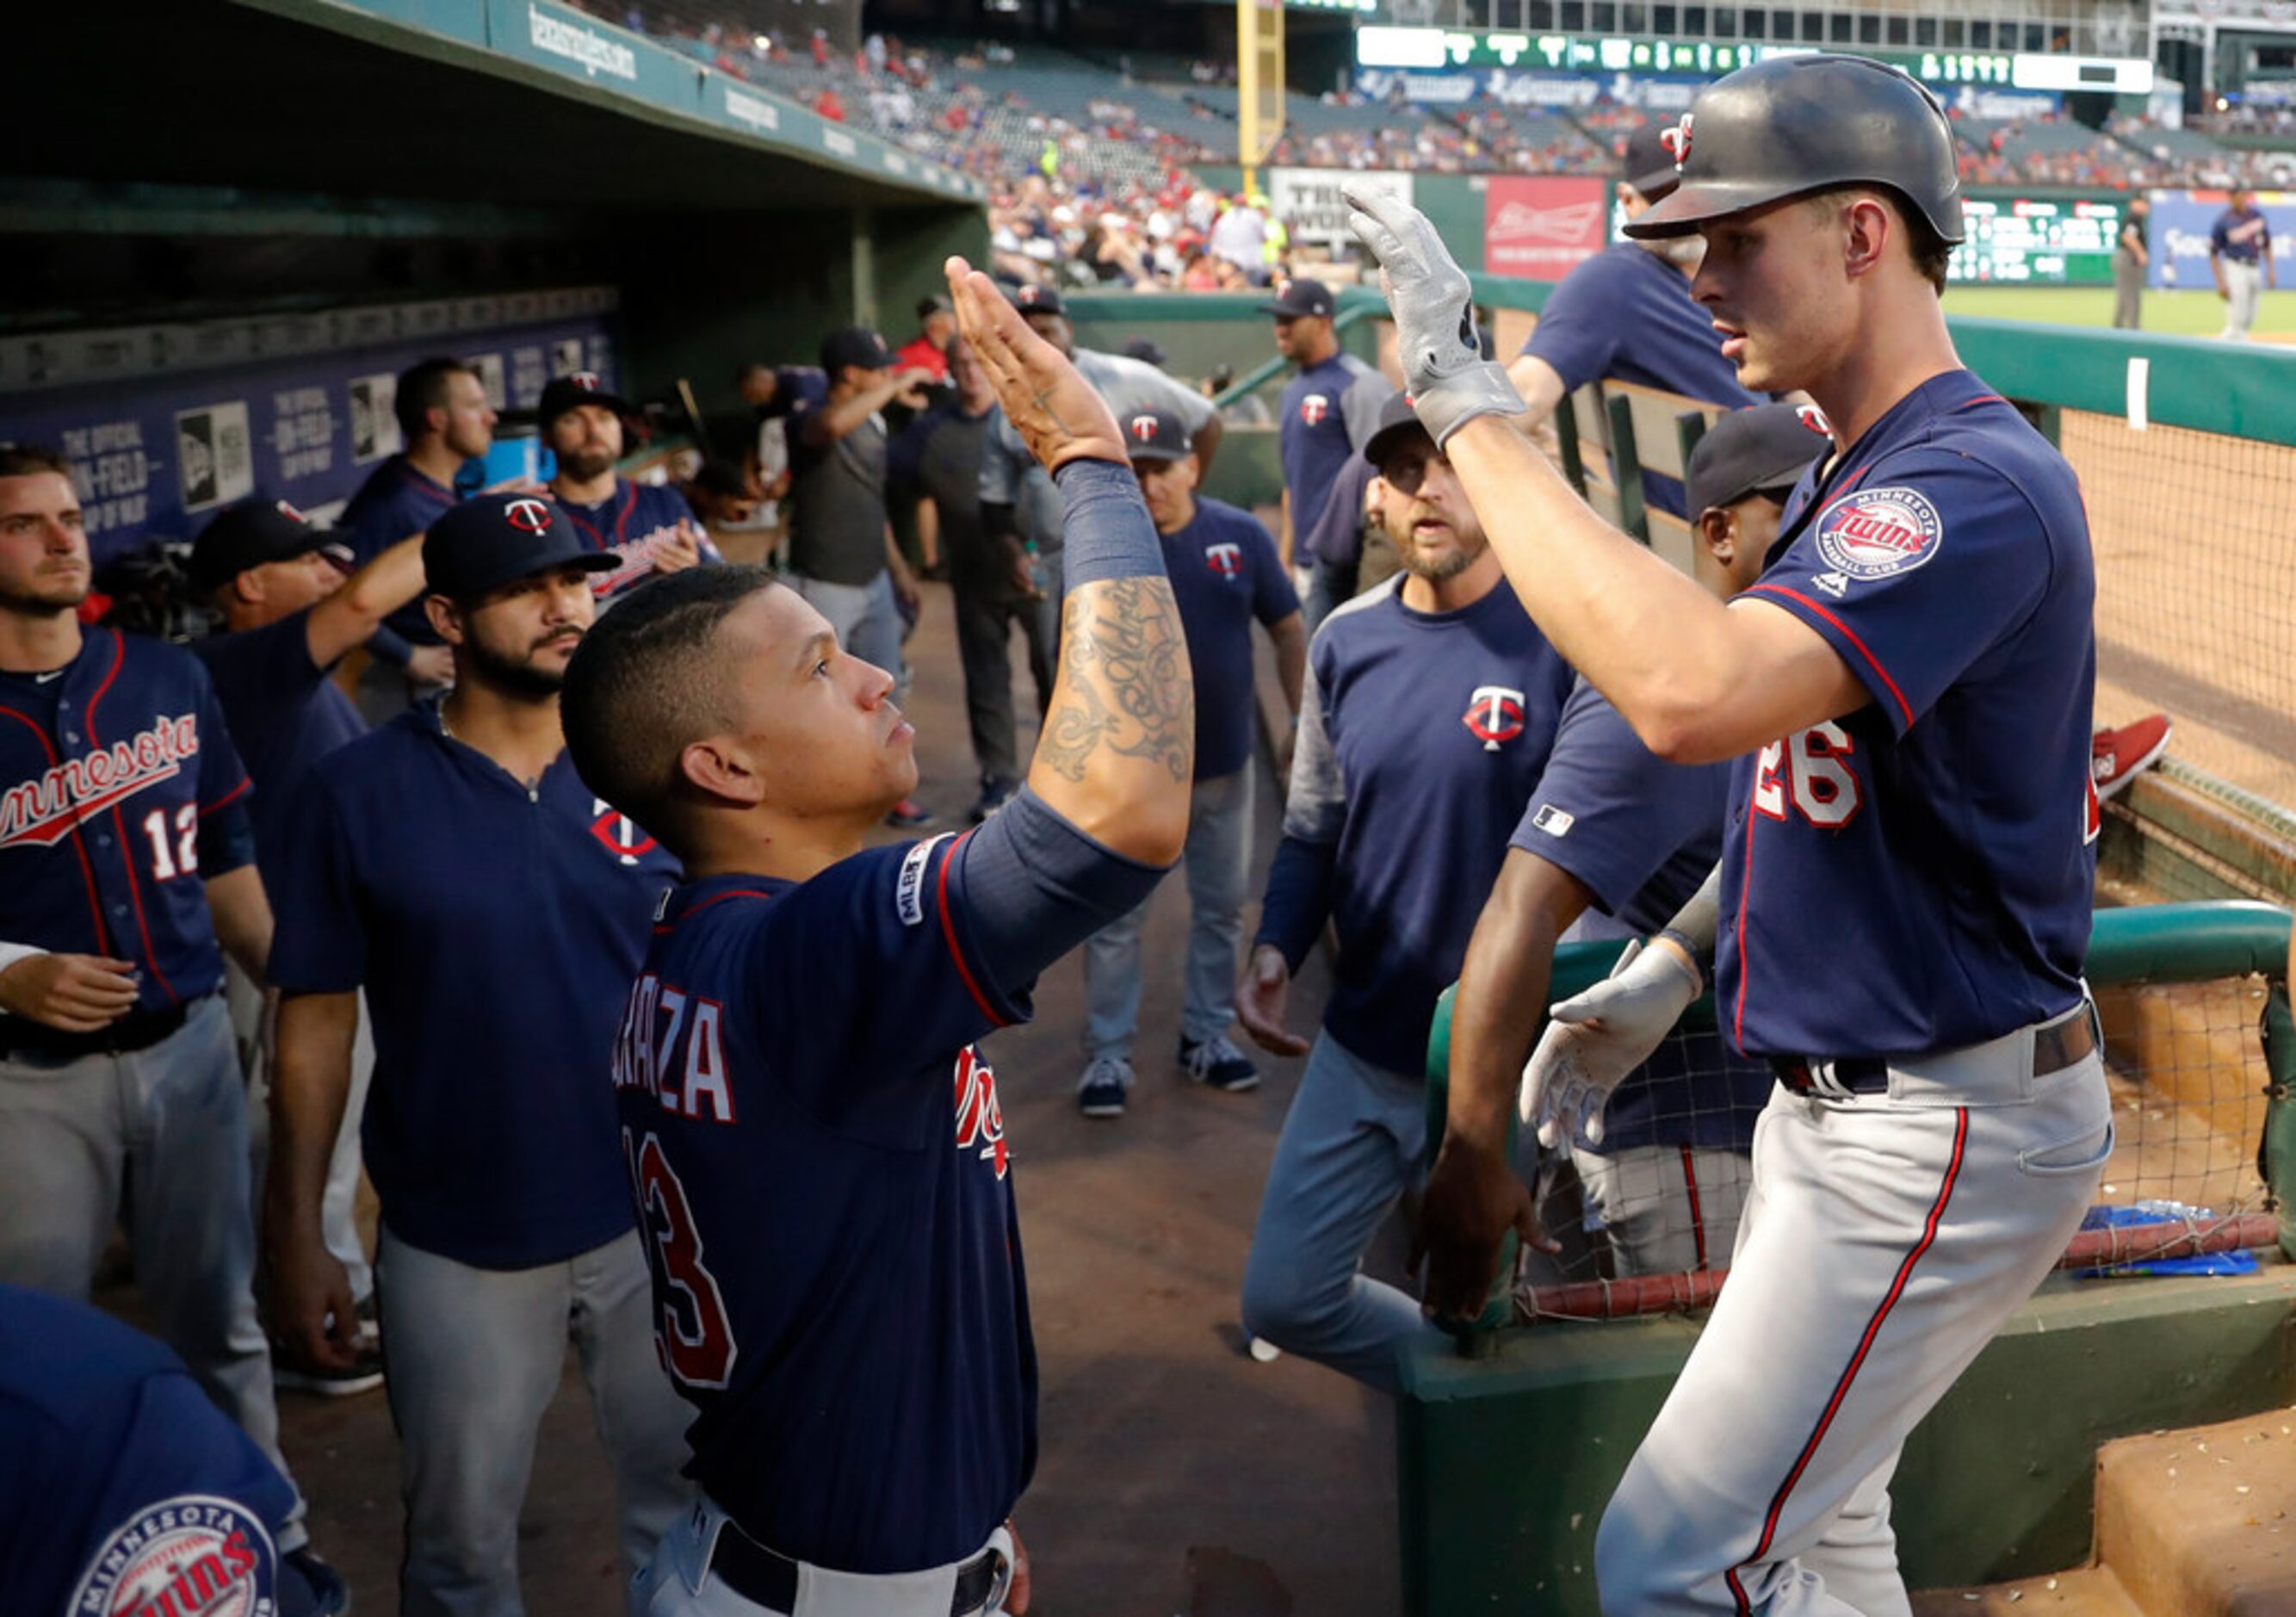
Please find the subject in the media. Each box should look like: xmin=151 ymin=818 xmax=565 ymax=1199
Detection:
xmin=1940 ymin=285 xmax=2296 ymax=338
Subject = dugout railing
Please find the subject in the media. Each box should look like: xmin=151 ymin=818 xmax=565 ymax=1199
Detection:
xmin=1401 ymin=899 xmax=2296 ymax=1614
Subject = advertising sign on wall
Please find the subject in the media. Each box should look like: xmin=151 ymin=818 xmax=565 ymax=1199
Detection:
xmin=1483 ymin=176 xmax=1609 ymax=281
xmin=1270 ymin=167 xmax=1414 ymax=254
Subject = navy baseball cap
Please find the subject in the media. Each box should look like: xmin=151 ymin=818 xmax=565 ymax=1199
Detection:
xmin=820 ymin=325 xmax=895 ymax=373
xmin=189 ymin=496 xmax=330 ymax=593
xmin=537 ymin=370 xmax=631 ymax=429
xmin=1123 ymin=336 xmax=1170 ymax=368
xmin=1011 ymin=283 xmax=1067 ymax=318
xmin=424 ymin=493 xmax=616 ymax=601
xmin=1361 ymin=391 xmax=1432 ymax=470
xmin=1122 ymin=408 xmax=1193 ymax=464
xmin=1621 ymin=120 xmax=1684 ymax=203
xmin=1259 ymin=277 xmax=1337 ymax=319
xmin=1684 ymin=403 xmax=1834 ymax=516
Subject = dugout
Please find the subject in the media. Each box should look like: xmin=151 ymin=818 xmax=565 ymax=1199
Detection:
xmin=2 ymin=0 xmax=987 ymax=555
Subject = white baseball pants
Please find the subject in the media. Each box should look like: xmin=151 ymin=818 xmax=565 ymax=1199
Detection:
xmin=633 ymin=1498 xmax=1015 ymax=1616
xmin=1594 ymin=1011 xmax=2111 ymax=1614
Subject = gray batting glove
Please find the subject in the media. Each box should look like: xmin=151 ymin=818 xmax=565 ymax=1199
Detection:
xmin=1519 ymin=938 xmax=1702 ymax=1149
xmin=1342 ymin=179 xmax=1526 ymax=447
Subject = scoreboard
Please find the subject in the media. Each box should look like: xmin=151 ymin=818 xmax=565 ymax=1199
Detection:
xmin=1948 ymin=193 xmax=2127 ymax=286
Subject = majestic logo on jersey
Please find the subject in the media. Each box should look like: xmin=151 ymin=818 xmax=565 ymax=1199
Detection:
xmin=953 ymin=1044 xmax=1008 ymax=1179
xmin=67 ymin=1493 xmax=276 ymax=1617
xmin=1659 ymin=113 xmax=1694 ymax=164
xmin=0 ymin=716 xmax=199 ymax=851
xmin=1205 ymin=542 xmax=1243 ymax=578
xmin=1298 ymin=393 xmax=1331 ymax=427
xmin=1812 ymin=487 xmax=1942 ymax=580
xmin=504 ymin=498 xmax=554 ymax=535
xmin=1464 ymin=685 xmax=1526 ymax=752
xmin=590 ymin=799 xmax=658 ymax=864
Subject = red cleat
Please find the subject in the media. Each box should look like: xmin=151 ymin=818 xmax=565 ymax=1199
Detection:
xmin=2092 ymin=714 xmax=2172 ymax=804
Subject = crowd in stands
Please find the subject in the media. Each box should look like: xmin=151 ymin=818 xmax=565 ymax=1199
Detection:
xmin=564 ymin=5 xmax=2294 ymax=289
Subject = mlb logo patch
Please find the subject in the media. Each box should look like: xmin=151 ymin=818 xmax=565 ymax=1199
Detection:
xmin=1812 ymin=487 xmax=1942 ymax=580
xmin=1531 ymin=803 xmax=1575 ymax=838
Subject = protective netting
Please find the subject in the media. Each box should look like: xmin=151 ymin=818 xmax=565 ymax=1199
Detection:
xmin=2068 ymin=409 xmax=2296 ymax=815
xmin=1513 ymin=975 xmax=2278 ymax=1322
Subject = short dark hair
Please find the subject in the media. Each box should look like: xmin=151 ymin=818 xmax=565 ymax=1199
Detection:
xmin=394 ymin=357 xmax=480 ymax=444
xmin=689 ymin=461 xmax=751 ymax=500
xmin=562 ymin=565 xmax=779 ymax=856
xmin=0 ymin=444 xmax=74 ymax=481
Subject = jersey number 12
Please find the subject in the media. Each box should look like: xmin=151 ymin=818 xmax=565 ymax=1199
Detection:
xmin=622 ymin=1127 xmax=738 ymax=1390
xmin=140 ymin=803 xmax=199 ymax=880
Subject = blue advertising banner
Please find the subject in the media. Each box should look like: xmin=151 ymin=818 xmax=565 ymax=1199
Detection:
xmin=2147 ymin=189 xmax=2296 ymax=290
xmin=0 ymin=311 xmax=616 ymax=569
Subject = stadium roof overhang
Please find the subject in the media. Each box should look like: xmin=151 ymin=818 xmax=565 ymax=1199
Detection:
xmin=11 ymin=0 xmax=975 ymax=216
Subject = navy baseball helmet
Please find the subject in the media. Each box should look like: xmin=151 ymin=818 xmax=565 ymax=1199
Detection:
xmin=1624 ymin=53 xmax=1965 ymax=245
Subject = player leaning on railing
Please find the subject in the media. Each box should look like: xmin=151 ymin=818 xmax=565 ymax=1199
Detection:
xmin=1350 ymin=53 xmax=2110 ymax=1616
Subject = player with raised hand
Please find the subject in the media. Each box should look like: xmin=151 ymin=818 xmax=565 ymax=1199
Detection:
xmin=1351 ymin=54 xmax=2108 ymax=1614
xmin=560 ymin=257 xmax=1195 ymax=1616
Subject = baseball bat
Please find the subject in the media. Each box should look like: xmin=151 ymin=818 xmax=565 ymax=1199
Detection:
xmin=675 ymin=377 xmax=712 ymax=465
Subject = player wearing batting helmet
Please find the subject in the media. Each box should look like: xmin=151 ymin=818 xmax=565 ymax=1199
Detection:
xmin=1351 ymin=51 xmax=2105 ymax=1613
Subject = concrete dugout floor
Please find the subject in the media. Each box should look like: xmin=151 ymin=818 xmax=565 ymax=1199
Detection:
xmin=258 ymin=575 xmax=1405 ymax=1617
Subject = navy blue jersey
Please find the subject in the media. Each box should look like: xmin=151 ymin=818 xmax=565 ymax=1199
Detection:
xmin=1510 ymin=678 xmax=1768 ymax=1153
xmin=554 ymin=479 xmax=726 ymax=607
xmin=1161 ymin=498 xmax=1298 ymax=780
xmin=615 ymin=838 xmax=1037 ymax=1574
xmin=0 ymin=1285 xmax=291 ymax=1617
xmin=0 ymin=629 xmax=254 ymax=1017
xmin=1278 ymin=352 xmax=1389 ymax=539
xmin=1260 ymin=576 xmax=1575 ymax=1074
xmin=337 ymin=454 xmax=461 ymax=650
xmin=267 ymin=704 xmax=678 ymax=1268
xmin=2212 ymin=205 xmax=2271 ymax=265
xmin=1524 ymin=243 xmax=1764 ymax=517
xmin=1720 ymin=369 xmax=2095 ymax=1059
xmin=194 ymin=610 xmax=365 ymax=883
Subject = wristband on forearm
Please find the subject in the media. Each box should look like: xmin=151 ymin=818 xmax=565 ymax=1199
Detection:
xmin=1053 ymin=458 xmax=1165 ymax=587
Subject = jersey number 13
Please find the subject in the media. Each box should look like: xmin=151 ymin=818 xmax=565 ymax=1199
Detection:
xmin=622 ymin=1127 xmax=738 ymax=1390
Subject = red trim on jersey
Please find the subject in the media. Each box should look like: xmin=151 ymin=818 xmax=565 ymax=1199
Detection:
xmin=0 ymin=702 xmax=113 ymax=951
xmin=935 ymin=831 xmax=1010 ymax=1030
xmin=559 ymin=480 xmax=637 ymax=552
xmin=1744 ymin=584 xmax=1915 ymax=732
xmin=1950 ymin=393 xmax=2007 ymax=412
xmin=1724 ymin=1106 xmax=1970 ymax=1613
xmin=1680 ymin=1144 xmax=1708 ymax=1273
xmin=660 ymin=889 xmax=777 ymax=931
xmin=199 ymin=777 xmax=252 ymax=817
xmin=84 ymin=632 xmax=179 ymax=1007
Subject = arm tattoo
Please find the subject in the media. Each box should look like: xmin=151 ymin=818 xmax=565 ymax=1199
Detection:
xmin=1039 ymin=579 xmax=1195 ymax=784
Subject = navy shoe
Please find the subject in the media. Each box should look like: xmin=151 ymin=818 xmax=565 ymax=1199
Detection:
xmin=1078 ymin=1056 xmax=1134 ymax=1118
xmin=281 ymin=1547 xmax=350 ymax=1617
xmin=1180 ymin=1034 xmax=1260 ymax=1093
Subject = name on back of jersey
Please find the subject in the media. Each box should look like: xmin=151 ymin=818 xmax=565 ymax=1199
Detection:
xmin=613 ymin=971 xmax=738 ymax=1126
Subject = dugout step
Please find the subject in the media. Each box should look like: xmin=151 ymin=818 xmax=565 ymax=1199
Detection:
xmin=1910 ymin=1565 xmax=2145 ymax=1615
xmin=2089 ymin=1407 xmax=2296 ymax=1616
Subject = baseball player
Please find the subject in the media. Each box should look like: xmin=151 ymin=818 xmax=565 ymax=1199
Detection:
xmin=191 ymin=493 xmax=433 ymax=1395
xmin=1234 ymin=393 xmax=1575 ymax=1392
xmin=1260 ymin=276 xmax=1392 ymax=626
xmin=2111 ymin=194 xmax=2151 ymax=331
xmin=541 ymin=372 xmax=721 ymax=605
xmin=0 ymin=1282 xmax=346 ymax=1616
xmin=559 ymin=257 xmax=1197 ymax=1614
xmin=1077 ymin=407 xmax=1304 ymax=1118
xmin=1504 ymin=119 xmax=1766 ymax=518
xmin=1350 ymin=52 xmax=2108 ymax=1612
xmin=1420 ymin=405 xmax=1827 ymax=1298
xmin=263 ymin=493 xmax=693 ymax=1615
xmin=0 ymin=444 xmax=315 ymax=1546
xmin=2210 ymin=186 xmax=2276 ymax=341
xmin=337 ymin=356 xmax=498 ymax=716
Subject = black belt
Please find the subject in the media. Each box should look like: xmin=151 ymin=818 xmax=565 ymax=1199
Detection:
xmin=709 ymin=1517 xmax=1009 ymax=1616
xmin=0 ymin=1001 xmax=194 ymax=1064
xmin=1771 ymin=1006 xmax=2098 ymax=1100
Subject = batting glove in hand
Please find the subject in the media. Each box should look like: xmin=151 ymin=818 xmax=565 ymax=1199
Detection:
xmin=1520 ymin=938 xmax=1702 ymax=1149
xmin=1342 ymin=181 xmax=1526 ymax=447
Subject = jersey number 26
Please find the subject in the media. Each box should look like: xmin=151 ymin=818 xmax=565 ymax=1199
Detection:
xmin=1753 ymin=723 xmax=1865 ymax=829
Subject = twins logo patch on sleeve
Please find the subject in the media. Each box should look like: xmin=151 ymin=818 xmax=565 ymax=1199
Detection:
xmin=70 ymin=1494 xmax=277 ymax=1617
xmin=1812 ymin=487 xmax=1943 ymax=581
